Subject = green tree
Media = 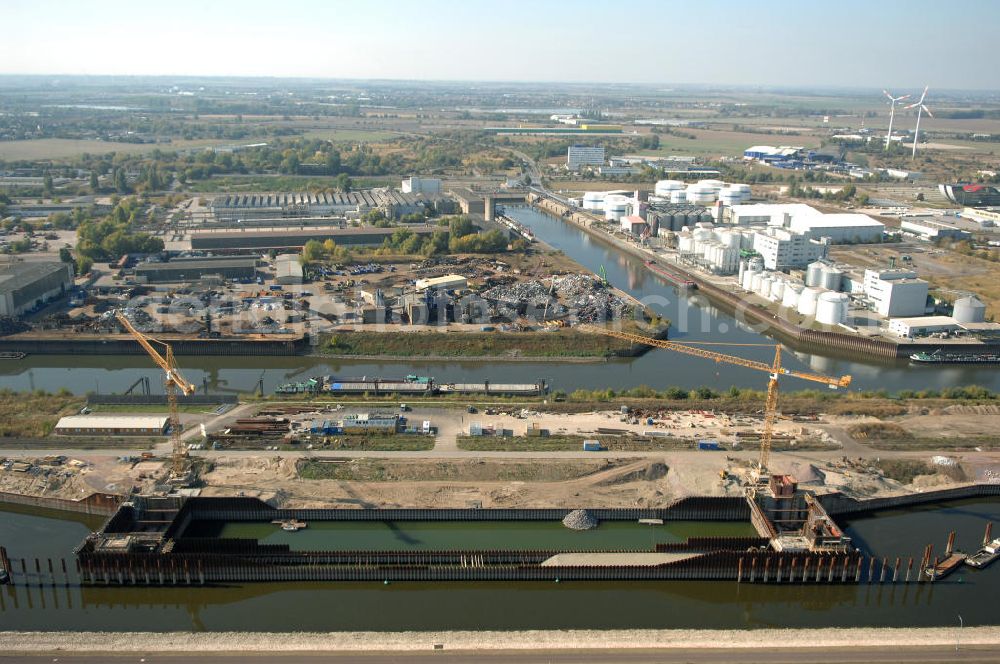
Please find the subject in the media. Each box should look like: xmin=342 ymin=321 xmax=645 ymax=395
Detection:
xmin=89 ymin=171 xmax=100 ymax=192
xmin=335 ymin=173 xmax=353 ymax=192
xmin=42 ymin=171 xmax=54 ymax=197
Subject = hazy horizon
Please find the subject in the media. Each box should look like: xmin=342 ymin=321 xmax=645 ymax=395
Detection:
xmin=3 ymin=0 xmax=999 ymax=90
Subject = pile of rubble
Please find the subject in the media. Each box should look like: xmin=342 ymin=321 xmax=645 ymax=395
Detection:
xmin=478 ymin=274 xmax=632 ymax=324
xmin=562 ymin=509 xmax=599 ymax=530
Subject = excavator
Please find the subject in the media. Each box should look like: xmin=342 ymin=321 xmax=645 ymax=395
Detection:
xmin=116 ymin=312 xmax=197 ymax=476
xmin=579 ymin=324 xmax=851 ymax=492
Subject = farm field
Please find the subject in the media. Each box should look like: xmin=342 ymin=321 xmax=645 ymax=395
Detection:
xmin=0 ymin=137 xmax=229 ymax=160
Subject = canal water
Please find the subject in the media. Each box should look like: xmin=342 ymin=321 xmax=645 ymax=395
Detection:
xmin=1 ymin=499 xmax=998 ymax=631
xmin=1 ymin=206 xmax=999 ymax=396
xmin=185 ymin=519 xmax=756 ymax=552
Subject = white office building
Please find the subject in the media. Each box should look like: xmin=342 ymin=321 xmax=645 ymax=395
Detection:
xmin=401 ymin=177 xmax=441 ymax=195
xmin=789 ymin=213 xmax=884 ymax=243
xmin=566 ymin=145 xmax=606 ymax=170
xmin=863 ymin=269 xmax=928 ymax=317
xmin=751 ymin=227 xmax=829 ymax=270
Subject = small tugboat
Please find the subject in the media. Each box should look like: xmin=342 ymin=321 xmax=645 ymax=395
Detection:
xmin=966 ymin=524 xmax=999 ymax=569
xmin=272 ymin=519 xmax=308 ymax=532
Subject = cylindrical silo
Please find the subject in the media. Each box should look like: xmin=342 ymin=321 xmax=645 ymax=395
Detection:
xmin=953 ymin=296 xmax=987 ymax=323
xmin=806 ymin=261 xmax=825 ymax=287
xmin=757 ymin=275 xmax=773 ymax=297
xmin=797 ymin=287 xmax=822 ymax=316
xmin=738 ymin=260 xmax=747 ymax=283
xmin=583 ymin=191 xmax=605 ymax=211
xmin=654 ymin=180 xmax=685 ymax=197
xmin=604 ymin=194 xmax=629 ymax=221
xmin=816 ymin=292 xmax=849 ymax=325
xmin=669 ymin=190 xmax=687 ymax=204
xmin=741 ymin=266 xmax=758 ymax=291
xmin=820 ymin=266 xmax=843 ymax=291
xmin=782 ymin=283 xmax=803 ymax=308
xmin=770 ymin=279 xmax=785 ymax=302
xmin=751 ymin=272 xmax=764 ymax=293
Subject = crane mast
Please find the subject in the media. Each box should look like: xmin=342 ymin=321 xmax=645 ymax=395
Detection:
xmin=115 ymin=312 xmax=197 ymax=475
xmin=579 ymin=325 xmax=851 ymax=486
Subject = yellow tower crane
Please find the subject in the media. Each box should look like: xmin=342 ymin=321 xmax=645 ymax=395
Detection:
xmin=579 ymin=325 xmax=851 ymax=486
xmin=115 ymin=312 xmax=197 ymax=475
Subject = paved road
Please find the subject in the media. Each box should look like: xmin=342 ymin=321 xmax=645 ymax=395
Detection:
xmin=3 ymin=645 xmax=1000 ymax=663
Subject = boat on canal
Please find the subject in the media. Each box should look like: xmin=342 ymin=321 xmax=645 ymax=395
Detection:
xmin=966 ymin=537 xmax=1000 ymax=569
xmin=644 ymin=260 xmax=696 ymax=289
xmin=910 ymin=350 xmax=1000 ymax=365
xmin=924 ymin=552 xmax=968 ymax=580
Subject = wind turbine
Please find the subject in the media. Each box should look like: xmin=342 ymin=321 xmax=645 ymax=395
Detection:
xmin=883 ymin=89 xmax=910 ymax=150
xmin=904 ymin=86 xmax=933 ymax=159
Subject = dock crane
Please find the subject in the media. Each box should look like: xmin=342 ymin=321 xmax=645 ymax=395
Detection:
xmin=579 ymin=325 xmax=851 ymax=488
xmin=115 ymin=312 xmax=197 ymax=475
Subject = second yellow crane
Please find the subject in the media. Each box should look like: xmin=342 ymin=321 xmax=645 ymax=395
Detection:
xmin=116 ymin=312 xmax=197 ymax=475
xmin=580 ymin=325 xmax=851 ymax=485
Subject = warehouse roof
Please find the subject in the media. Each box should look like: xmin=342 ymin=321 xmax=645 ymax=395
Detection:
xmin=0 ymin=261 xmax=69 ymax=294
xmin=136 ymin=257 xmax=258 ymax=272
xmin=55 ymin=415 xmax=170 ymax=430
xmin=792 ymin=213 xmax=884 ymax=228
xmin=190 ymin=225 xmax=439 ymax=241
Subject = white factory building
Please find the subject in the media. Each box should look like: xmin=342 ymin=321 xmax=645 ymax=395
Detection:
xmin=862 ymin=269 xmax=929 ymax=317
xmin=789 ymin=213 xmax=885 ymax=243
xmin=566 ymin=145 xmax=606 ymax=170
xmin=729 ymin=203 xmax=818 ymax=227
xmin=401 ymin=177 xmax=441 ymax=195
xmin=727 ymin=204 xmax=884 ymax=244
xmin=899 ymin=216 xmax=972 ymax=240
xmin=752 ymin=227 xmax=829 ymax=270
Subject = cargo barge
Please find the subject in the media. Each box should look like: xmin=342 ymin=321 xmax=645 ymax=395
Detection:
xmin=276 ymin=375 xmax=548 ymax=396
xmin=924 ymin=552 xmax=967 ymax=580
xmin=966 ymin=538 xmax=1000 ymax=569
xmin=910 ymin=351 xmax=1000 ymax=365
xmin=644 ymin=260 xmax=696 ymax=289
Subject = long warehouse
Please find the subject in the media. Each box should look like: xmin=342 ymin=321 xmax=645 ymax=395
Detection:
xmin=190 ymin=226 xmax=441 ymax=252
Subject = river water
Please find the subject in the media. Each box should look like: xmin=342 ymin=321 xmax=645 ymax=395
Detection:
xmin=1 ymin=499 xmax=998 ymax=631
xmin=1 ymin=206 xmax=998 ymax=396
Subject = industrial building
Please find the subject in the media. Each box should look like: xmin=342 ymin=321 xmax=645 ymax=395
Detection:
xmin=728 ymin=203 xmax=819 ymax=227
xmin=863 ymin=269 xmax=929 ymax=317
xmin=888 ymin=316 xmax=963 ymax=339
xmin=789 ymin=214 xmax=885 ymax=243
xmin=274 ymin=254 xmax=304 ymax=285
xmin=752 ymin=228 xmax=829 ymax=270
xmin=567 ymin=145 xmax=606 ymax=170
xmin=54 ymin=415 xmax=169 ymax=436
xmin=210 ymin=190 xmax=442 ymax=222
xmin=899 ymin=216 xmax=972 ymax=240
xmin=190 ymin=226 xmax=440 ymax=253
xmin=401 ymin=177 xmax=441 ymax=195
xmin=414 ymin=274 xmax=468 ymax=292
xmin=619 ymin=215 xmax=648 ymax=236
xmin=340 ymin=413 xmax=401 ymax=434
xmin=0 ymin=261 xmax=73 ymax=317
xmin=742 ymin=146 xmax=804 ymax=163
xmin=939 ymin=184 xmax=1000 ymax=207
xmin=646 ymin=203 xmax=713 ymax=234
xmin=134 ymin=257 xmax=259 ymax=283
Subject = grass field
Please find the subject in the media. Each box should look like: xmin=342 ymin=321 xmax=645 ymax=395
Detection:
xmin=301 ymin=129 xmax=403 ymax=143
xmin=0 ymin=391 xmax=83 ymax=438
xmin=319 ymin=329 xmax=642 ymax=359
xmin=0 ymin=138 xmax=229 ymax=160
xmin=637 ymin=128 xmax=823 ymax=158
xmin=297 ymin=458 xmax=615 ymax=482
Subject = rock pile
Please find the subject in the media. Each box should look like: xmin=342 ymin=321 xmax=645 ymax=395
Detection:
xmin=562 ymin=509 xmax=599 ymax=531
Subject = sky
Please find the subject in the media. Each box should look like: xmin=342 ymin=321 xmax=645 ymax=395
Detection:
xmin=2 ymin=0 xmax=999 ymax=90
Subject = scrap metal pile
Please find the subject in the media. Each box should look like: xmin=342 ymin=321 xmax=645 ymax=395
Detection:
xmin=479 ymin=274 xmax=632 ymax=324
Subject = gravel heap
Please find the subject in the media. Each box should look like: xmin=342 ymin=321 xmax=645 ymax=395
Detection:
xmin=562 ymin=509 xmax=599 ymax=531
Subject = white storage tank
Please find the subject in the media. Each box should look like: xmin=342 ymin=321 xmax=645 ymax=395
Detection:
xmin=583 ymin=191 xmax=606 ymax=211
xmin=770 ymin=279 xmax=785 ymax=301
xmin=738 ymin=260 xmax=748 ymax=283
xmin=669 ymin=190 xmax=687 ymax=204
xmin=815 ymin=292 xmax=849 ymax=325
xmin=677 ymin=234 xmax=695 ymax=254
xmin=820 ymin=266 xmax=843 ymax=291
xmin=797 ymin=287 xmax=822 ymax=316
xmin=698 ymin=179 xmax=725 ymax=189
xmin=604 ymin=194 xmax=630 ymax=221
xmin=750 ymin=272 xmax=764 ymax=293
xmin=953 ymin=296 xmax=987 ymax=324
xmin=806 ymin=261 xmax=825 ymax=288
xmin=654 ymin=180 xmax=685 ymax=196
xmin=782 ymin=283 xmax=803 ymax=308
xmin=741 ymin=267 xmax=758 ymax=291
xmin=748 ymin=256 xmax=765 ymax=272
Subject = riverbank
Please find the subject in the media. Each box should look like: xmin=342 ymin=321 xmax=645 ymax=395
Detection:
xmin=317 ymin=327 xmax=667 ymax=360
xmin=4 ymin=627 xmax=999 ymax=654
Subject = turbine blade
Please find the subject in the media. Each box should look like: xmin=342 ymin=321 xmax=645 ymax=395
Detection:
xmin=923 ymin=106 xmax=933 ymax=118
xmin=883 ymin=89 xmax=892 ymax=99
